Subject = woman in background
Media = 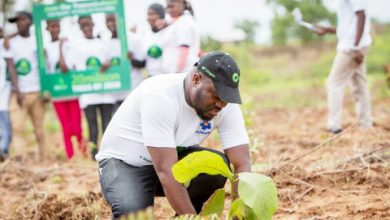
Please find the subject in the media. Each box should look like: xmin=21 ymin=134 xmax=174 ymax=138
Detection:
xmin=45 ymin=19 xmax=86 ymax=160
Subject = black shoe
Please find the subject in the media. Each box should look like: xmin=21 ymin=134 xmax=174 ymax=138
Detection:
xmin=328 ymin=128 xmax=343 ymax=134
xmin=91 ymin=148 xmax=98 ymax=161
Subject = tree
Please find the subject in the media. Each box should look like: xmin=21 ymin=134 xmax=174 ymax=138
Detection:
xmin=267 ymin=0 xmax=335 ymax=45
xmin=234 ymin=19 xmax=259 ymax=44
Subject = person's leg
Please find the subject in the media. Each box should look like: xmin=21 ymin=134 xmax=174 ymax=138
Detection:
xmin=0 ymin=111 xmax=12 ymax=156
xmin=327 ymin=51 xmax=354 ymax=132
xmin=26 ymin=92 xmax=46 ymax=160
xmin=53 ymin=101 xmax=74 ymax=159
xmin=9 ymin=93 xmax=27 ymax=154
xmin=351 ymin=48 xmax=372 ymax=128
xmin=68 ymin=100 xmax=85 ymax=153
xmin=99 ymin=158 xmax=158 ymax=218
xmin=100 ymin=104 xmax=114 ymax=132
xmin=84 ymin=105 xmax=98 ymax=146
xmin=154 ymin=146 xmax=228 ymax=213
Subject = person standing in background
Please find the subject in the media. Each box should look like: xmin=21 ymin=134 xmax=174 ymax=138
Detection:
xmin=3 ymin=11 xmax=47 ymax=161
xmin=0 ymin=27 xmax=12 ymax=161
xmin=105 ymin=14 xmax=144 ymax=113
xmin=74 ymin=16 xmax=116 ymax=160
xmin=143 ymin=3 xmax=168 ymax=77
xmin=163 ymin=0 xmax=200 ymax=73
xmin=315 ymin=0 xmax=372 ymax=133
xmin=45 ymin=19 xmax=87 ymax=160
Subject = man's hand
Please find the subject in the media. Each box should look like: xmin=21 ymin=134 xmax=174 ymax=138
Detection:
xmin=147 ymin=147 xmax=197 ymax=215
xmin=225 ymin=145 xmax=251 ymax=199
xmin=351 ymin=49 xmax=364 ymax=64
xmin=314 ymin=25 xmax=336 ymax=35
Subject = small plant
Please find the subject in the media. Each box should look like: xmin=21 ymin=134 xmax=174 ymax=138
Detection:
xmin=172 ymin=151 xmax=278 ymax=220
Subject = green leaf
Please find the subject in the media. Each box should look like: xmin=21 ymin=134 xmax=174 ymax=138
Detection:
xmin=238 ymin=172 xmax=278 ymax=220
xmin=172 ymin=151 xmax=233 ymax=186
xmin=228 ymin=198 xmax=245 ymax=220
xmin=201 ymin=189 xmax=225 ymax=217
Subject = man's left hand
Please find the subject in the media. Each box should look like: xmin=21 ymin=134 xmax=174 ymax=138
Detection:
xmin=351 ymin=49 xmax=364 ymax=64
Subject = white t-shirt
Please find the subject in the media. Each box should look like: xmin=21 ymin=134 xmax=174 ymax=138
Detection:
xmin=0 ymin=39 xmax=11 ymax=111
xmin=96 ymin=73 xmax=249 ymax=166
xmin=336 ymin=0 xmax=372 ymax=51
xmin=162 ymin=15 xmax=200 ymax=73
xmin=143 ymin=28 xmax=167 ymax=76
xmin=45 ymin=40 xmax=72 ymax=73
xmin=72 ymin=37 xmax=116 ymax=108
xmin=2 ymin=35 xmax=40 ymax=93
xmin=108 ymin=34 xmax=144 ymax=102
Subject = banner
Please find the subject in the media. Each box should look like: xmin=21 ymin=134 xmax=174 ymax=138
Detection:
xmin=33 ymin=0 xmax=131 ymax=98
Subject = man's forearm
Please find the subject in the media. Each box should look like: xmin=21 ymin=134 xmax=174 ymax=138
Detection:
xmin=158 ymin=171 xmax=197 ymax=214
xmin=354 ymin=11 xmax=366 ymax=47
xmin=5 ymin=59 xmax=19 ymax=92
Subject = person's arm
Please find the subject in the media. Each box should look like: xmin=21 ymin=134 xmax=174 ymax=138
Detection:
xmin=354 ymin=10 xmax=366 ymax=47
xmin=225 ymin=144 xmax=251 ymax=198
xmin=59 ymin=38 xmax=69 ymax=73
xmin=147 ymin=147 xmax=197 ymax=214
xmin=315 ymin=25 xmax=336 ymax=35
xmin=177 ymin=46 xmax=189 ymax=72
xmin=5 ymin=58 xmax=23 ymax=107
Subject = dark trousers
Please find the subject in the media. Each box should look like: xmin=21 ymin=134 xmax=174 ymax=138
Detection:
xmin=84 ymin=104 xmax=113 ymax=145
xmin=98 ymin=146 xmax=228 ymax=218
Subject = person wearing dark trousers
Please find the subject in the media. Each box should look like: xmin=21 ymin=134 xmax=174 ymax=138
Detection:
xmin=96 ymin=52 xmax=251 ymax=218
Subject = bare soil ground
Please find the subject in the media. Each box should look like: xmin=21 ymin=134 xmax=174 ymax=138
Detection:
xmin=0 ymin=96 xmax=388 ymax=220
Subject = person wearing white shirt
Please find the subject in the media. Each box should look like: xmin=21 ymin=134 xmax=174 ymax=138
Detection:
xmin=315 ymin=0 xmax=372 ymax=133
xmin=162 ymin=0 xmax=201 ymax=73
xmin=96 ymin=52 xmax=251 ymax=217
xmin=74 ymin=16 xmax=116 ymax=159
xmin=104 ymin=14 xmax=144 ymax=112
xmin=44 ymin=19 xmax=86 ymax=160
xmin=0 ymin=30 xmax=12 ymax=161
xmin=4 ymin=11 xmax=47 ymax=161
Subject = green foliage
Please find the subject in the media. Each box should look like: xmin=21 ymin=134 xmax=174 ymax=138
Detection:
xmin=201 ymin=36 xmax=222 ymax=52
xmin=238 ymin=172 xmax=278 ymax=220
xmin=172 ymin=151 xmax=278 ymax=219
xmin=172 ymin=151 xmax=233 ymax=187
xmin=234 ymin=19 xmax=260 ymax=44
xmin=200 ymin=189 xmax=225 ymax=217
xmin=367 ymin=28 xmax=390 ymax=74
xmin=267 ymin=0 xmax=335 ymax=45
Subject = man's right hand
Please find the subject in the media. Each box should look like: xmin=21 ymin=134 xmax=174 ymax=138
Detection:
xmin=314 ymin=25 xmax=328 ymax=35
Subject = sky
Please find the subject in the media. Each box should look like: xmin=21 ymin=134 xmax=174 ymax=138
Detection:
xmin=9 ymin=0 xmax=390 ymax=44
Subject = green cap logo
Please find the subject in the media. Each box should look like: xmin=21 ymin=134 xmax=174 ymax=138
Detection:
xmin=147 ymin=45 xmax=163 ymax=58
xmin=111 ymin=57 xmax=121 ymax=66
xmin=15 ymin=59 xmax=32 ymax=76
xmin=86 ymin=57 xmax=102 ymax=69
xmin=232 ymin=72 xmax=240 ymax=83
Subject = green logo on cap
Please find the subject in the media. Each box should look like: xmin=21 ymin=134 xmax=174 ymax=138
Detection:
xmin=15 ymin=59 xmax=32 ymax=76
xmin=232 ymin=72 xmax=239 ymax=83
xmin=201 ymin=66 xmax=216 ymax=78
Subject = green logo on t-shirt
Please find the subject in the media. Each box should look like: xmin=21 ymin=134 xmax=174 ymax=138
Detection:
xmin=15 ymin=59 xmax=32 ymax=76
xmin=86 ymin=57 xmax=102 ymax=69
xmin=147 ymin=45 xmax=163 ymax=59
xmin=111 ymin=57 xmax=121 ymax=66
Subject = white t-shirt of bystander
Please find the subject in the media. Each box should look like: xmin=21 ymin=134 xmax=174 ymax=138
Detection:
xmin=336 ymin=0 xmax=372 ymax=51
xmin=143 ymin=28 xmax=167 ymax=76
xmin=72 ymin=37 xmax=116 ymax=108
xmin=162 ymin=14 xmax=200 ymax=73
xmin=96 ymin=73 xmax=249 ymax=166
xmin=0 ymin=39 xmax=11 ymax=111
xmin=2 ymin=35 xmax=40 ymax=93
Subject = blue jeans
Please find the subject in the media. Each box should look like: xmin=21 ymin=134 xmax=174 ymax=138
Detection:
xmin=0 ymin=111 xmax=12 ymax=156
xmin=99 ymin=146 xmax=228 ymax=218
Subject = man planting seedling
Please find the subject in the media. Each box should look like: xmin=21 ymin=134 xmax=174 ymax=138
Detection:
xmin=96 ymin=51 xmax=252 ymax=218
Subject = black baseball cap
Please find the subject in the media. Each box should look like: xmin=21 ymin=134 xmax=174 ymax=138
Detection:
xmin=196 ymin=51 xmax=242 ymax=104
xmin=8 ymin=11 xmax=32 ymax=23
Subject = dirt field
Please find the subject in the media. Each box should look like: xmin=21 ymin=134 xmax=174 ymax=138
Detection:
xmin=0 ymin=94 xmax=388 ymax=219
